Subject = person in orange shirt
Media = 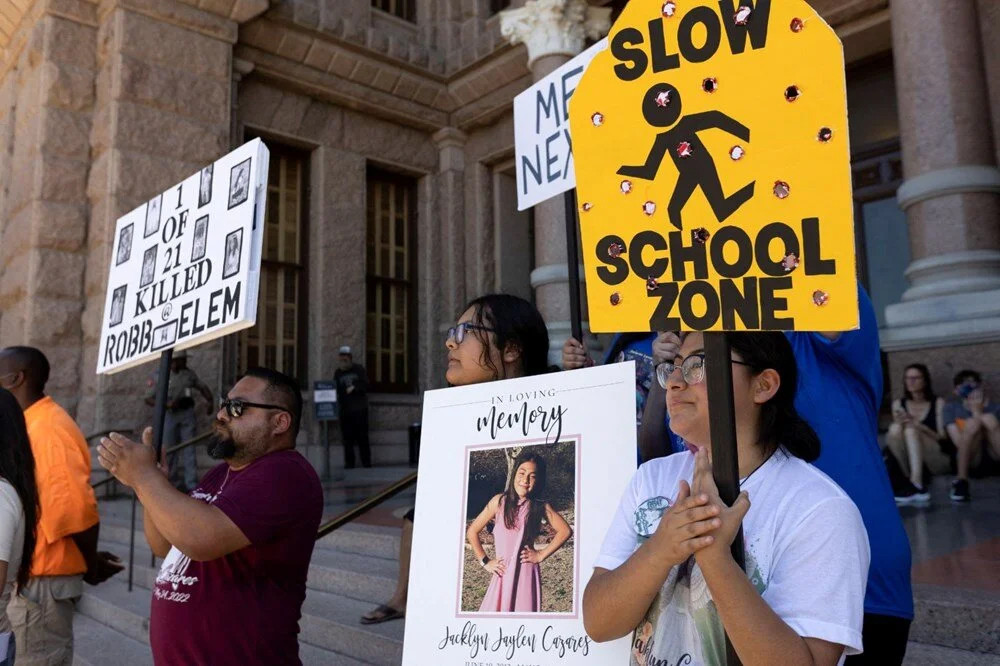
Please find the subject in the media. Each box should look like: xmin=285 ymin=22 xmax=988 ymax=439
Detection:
xmin=0 ymin=347 xmax=124 ymax=665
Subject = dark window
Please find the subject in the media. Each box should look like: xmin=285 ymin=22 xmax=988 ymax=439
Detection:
xmin=366 ymin=169 xmax=418 ymax=392
xmin=238 ymin=143 xmax=309 ymax=383
xmin=372 ymin=0 xmax=417 ymax=22
xmin=490 ymin=0 xmax=512 ymax=14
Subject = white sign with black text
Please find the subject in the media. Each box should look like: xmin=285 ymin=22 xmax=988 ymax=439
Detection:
xmin=97 ymin=139 xmax=269 ymax=374
xmin=402 ymin=362 xmax=635 ymax=665
xmin=514 ymin=39 xmax=607 ymax=211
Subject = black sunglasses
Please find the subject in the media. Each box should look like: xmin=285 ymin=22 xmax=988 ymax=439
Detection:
xmin=219 ymin=398 xmax=290 ymax=419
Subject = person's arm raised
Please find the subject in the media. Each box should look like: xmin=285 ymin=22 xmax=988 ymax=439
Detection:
xmin=98 ymin=432 xmax=250 ymax=562
xmin=562 ymin=337 xmax=592 ymax=370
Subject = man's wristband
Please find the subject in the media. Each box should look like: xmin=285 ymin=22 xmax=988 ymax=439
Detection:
xmin=480 ymin=555 xmax=490 ymax=568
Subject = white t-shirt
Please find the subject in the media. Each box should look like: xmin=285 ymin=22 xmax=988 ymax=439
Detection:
xmin=595 ymin=449 xmax=870 ymax=666
xmin=0 ymin=479 xmax=24 ymax=634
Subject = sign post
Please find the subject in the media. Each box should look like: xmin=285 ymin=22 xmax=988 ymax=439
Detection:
xmin=570 ymin=2 xmax=859 ymax=663
xmin=97 ymin=139 xmax=270 ymax=591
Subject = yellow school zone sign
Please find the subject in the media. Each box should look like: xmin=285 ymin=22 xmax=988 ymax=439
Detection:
xmin=571 ymin=0 xmax=858 ymax=332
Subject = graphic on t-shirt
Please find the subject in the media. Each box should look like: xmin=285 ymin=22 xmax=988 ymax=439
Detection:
xmin=154 ymin=481 xmax=223 ymax=605
xmin=634 ymin=496 xmax=671 ymax=539
xmin=628 ymin=493 xmax=766 ymax=666
xmin=155 ymin=548 xmax=197 ymax=603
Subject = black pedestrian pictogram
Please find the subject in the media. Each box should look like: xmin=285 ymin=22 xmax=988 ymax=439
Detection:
xmin=617 ymin=83 xmax=756 ymax=230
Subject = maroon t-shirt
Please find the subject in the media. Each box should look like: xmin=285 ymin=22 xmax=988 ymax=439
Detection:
xmin=149 ymin=450 xmax=323 ymax=665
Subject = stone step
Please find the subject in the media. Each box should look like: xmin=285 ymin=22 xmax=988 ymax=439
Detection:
xmin=73 ymin=598 xmax=370 ymax=666
xmin=300 ymin=587 xmax=404 ymax=664
xmin=77 ymin=577 xmax=151 ymax=645
xmin=905 ymin=642 xmax=1000 ymax=665
xmin=75 ymin=575 xmax=403 ymax=664
xmin=72 ymin=613 xmax=152 ymax=666
xmin=912 ymin=584 xmax=1000 ymax=654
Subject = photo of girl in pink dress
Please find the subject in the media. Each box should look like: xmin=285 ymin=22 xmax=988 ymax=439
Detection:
xmin=466 ymin=449 xmax=574 ymax=613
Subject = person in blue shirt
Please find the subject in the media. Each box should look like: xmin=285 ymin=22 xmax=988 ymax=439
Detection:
xmin=562 ymin=332 xmax=687 ymax=460
xmin=590 ymin=286 xmax=914 ymax=664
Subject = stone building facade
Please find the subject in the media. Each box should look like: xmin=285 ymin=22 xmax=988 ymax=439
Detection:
xmin=1 ymin=0 xmax=999 ymax=464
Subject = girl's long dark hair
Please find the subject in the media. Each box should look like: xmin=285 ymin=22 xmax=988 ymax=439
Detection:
xmin=724 ymin=332 xmax=821 ymax=462
xmin=462 ymin=294 xmax=550 ymax=380
xmin=0 ymin=389 xmax=39 ymax=591
xmin=503 ymin=450 xmax=548 ymax=547
xmin=903 ymin=363 xmax=935 ymax=402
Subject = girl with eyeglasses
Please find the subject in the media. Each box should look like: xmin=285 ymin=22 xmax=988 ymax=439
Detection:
xmin=362 ymin=293 xmax=553 ymax=624
xmin=584 ymin=332 xmax=870 ymax=666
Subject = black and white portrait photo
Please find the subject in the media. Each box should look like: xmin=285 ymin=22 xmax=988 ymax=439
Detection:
xmin=199 ymin=164 xmax=214 ymax=208
xmin=191 ymin=215 xmax=209 ymax=262
xmin=228 ymin=158 xmax=251 ymax=209
xmin=152 ymin=322 xmax=177 ymax=350
xmin=140 ymin=245 xmax=158 ymax=288
xmin=144 ymin=194 xmax=162 ymax=238
xmin=109 ymin=285 xmax=127 ymax=327
xmin=222 ymin=228 xmax=243 ymax=279
xmin=116 ymin=224 xmax=134 ymax=266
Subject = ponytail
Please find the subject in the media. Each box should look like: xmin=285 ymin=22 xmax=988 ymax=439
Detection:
xmin=724 ymin=332 xmax=821 ymax=462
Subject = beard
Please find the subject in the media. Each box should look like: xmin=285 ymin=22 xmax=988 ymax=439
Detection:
xmin=209 ymin=419 xmax=239 ymax=460
xmin=207 ymin=433 xmax=237 ymax=460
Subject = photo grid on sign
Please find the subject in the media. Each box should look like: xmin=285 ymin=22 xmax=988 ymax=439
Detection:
xmin=116 ymin=224 xmax=133 ymax=266
xmin=222 ymin=228 xmax=243 ymax=279
xmin=228 ymin=158 xmax=252 ymax=209
xmin=191 ymin=215 xmax=209 ymax=262
xmin=140 ymin=245 xmax=158 ymax=288
xmin=199 ymin=164 xmax=214 ymax=208
xmin=144 ymin=194 xmax=162 ymax=238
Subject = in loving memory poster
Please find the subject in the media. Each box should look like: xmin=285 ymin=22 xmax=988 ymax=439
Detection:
xmin=403 ymin=362 xmax=636 ymax=664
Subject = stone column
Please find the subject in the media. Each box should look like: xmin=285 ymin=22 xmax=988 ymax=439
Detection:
xmin=77 ymin=1 xmax=246 ymax=434
xmin=883 ymin=0 xmax=1000 ymax=349
xmin=977 ymin=0 xmax=1000 ymax=168
xmin=0 ymin=3 xmax=99 ymax=416
xmin=433 ymin=127 xmax=469 ymax=325
xmin=501 ymin=0 xmax=610 ymax=364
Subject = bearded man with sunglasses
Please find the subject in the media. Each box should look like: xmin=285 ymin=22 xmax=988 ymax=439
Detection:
xmin=98 ymin=367 xmax=323 ymax=665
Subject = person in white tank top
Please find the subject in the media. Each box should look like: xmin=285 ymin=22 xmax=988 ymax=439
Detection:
xmin=0 ymin=388 xmax=40 ymax=666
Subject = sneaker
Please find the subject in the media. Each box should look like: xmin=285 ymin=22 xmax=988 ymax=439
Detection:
xmin=895 ymin=484 xmax=931 ymax=505
xmin=950 ymin=479 xmax=971 ymax=503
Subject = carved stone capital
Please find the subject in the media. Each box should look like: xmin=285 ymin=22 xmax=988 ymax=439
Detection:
xmin=500 ymin=0 xmax=612 ymax=69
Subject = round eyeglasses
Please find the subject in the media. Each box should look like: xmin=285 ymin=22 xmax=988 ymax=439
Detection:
xmin=446 ymin=322 xmax=495 ymax=346
xmin=656 ymin=354 xmax=753 ymax=388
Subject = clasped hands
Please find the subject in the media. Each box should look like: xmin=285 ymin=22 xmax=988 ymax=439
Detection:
xmin=97 ymin=426 xmax=163 ymax=489
xmin=648 ymin=447 xmax=750 ymax=571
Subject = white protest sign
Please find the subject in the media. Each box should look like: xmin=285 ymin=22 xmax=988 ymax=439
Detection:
xmin=402 ymin=362 xmax=635 ymax=665
xmin=515 ymin=39 xmax=608 ymax=211
xmin=97 ymin=139 xmax=269 ymax=374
